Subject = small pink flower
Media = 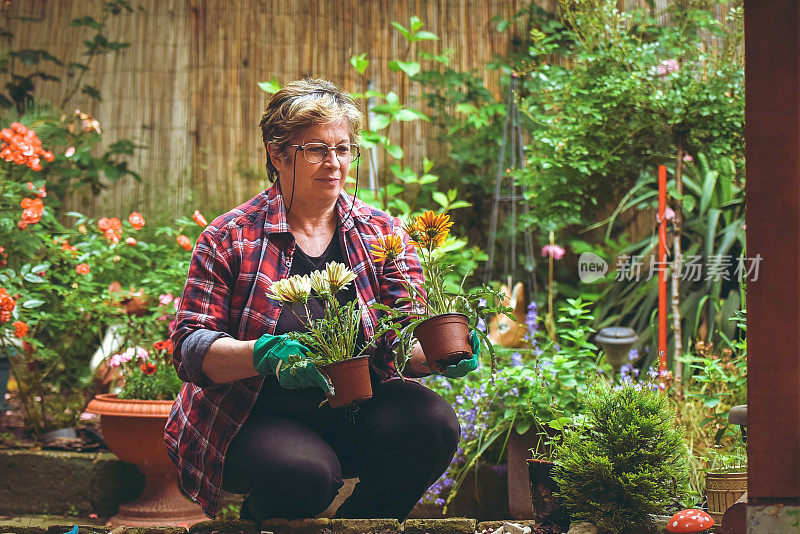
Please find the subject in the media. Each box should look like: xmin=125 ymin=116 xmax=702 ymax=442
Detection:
xmin=64 ymin=146 xmax=75 ymax=158
xmin=136 ymin=346 xmax=149 ymax=360
xmin=89 ymin=513 xmax=98 ymax=519
xmin=683 ymin=153 xmax=693 ymax=163
xmin=657 ymin=207 xmax=676 ymax=224
xmin=79 ymin=412 xmax=98 ymax=421
xmin=158 ymin=293 xmax=174 ymax=306
xmin=157 ymin=315 xmax=168 ymax=321
xmin=541 ymin=244 xmax=565 ymax=260
xmin=172 ymin=297 xmax=181 ymax=312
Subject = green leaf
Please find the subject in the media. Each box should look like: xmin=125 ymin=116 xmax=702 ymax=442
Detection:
xmin=257 ymin=79 xmax=281 ymax=94
xmin=391 ymin=21 xmax=409 ymax=41
xmin=395 ymin=108 xmax=428 ymax=121
xmin=386 ymin=91 xmax=399 ymax=105
xmin=413 ymin=30 xmax=438 ymax=41
xmin=385 ymin=144 xmax=403 ymax=159
xmin=419 ymin=173 xmax=438 ymax=185
xmin=71 ymin=16 xmax=102 ymax=29
xmin=389 ymin=60 xmax=420 ymax=78
xmin=30 ymin=263 xmax=50 ymax=274
xmin=23 ymin=274 xmax=44 ymax=283
xmin=497 ymin=19 xmax=510 ymax=32
xmin=423 ymin=157 xmax=433 ymax=173
xmin=369 ymin=114 xmax=391 ymax=130
xmin=82 ymin=84 xmax=102 ymax=101
xmin=22 ymin=299 xmax=45 ymax=308
xmin=515 ymin=419 xmax=532 ymax=435
xmin=432 ymin=191 xmax=448 ymax=208
xmin=349 ymin=53 xmax=369 ymax=75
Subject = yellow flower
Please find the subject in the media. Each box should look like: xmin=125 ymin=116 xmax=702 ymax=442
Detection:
xmin=310 ymin=270 xmax=330 ymax=296
xmin=402 ymin=219 xmax=424 ymax=248
xmin=414 ymin=210 xmax=453 ymax=248
xmin=371 ymin=234 xmax=404 ymax=263
xmin=267 ymin=274 xmax=312 ymax=303
xmin=324 ymin=262 xmax=357 ymax=294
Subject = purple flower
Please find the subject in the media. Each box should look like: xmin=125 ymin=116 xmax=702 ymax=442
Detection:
xmin=523 ymin=301 xmax=539 ymax=342
xmin=510 ymin=352 xmax=524 ymax=367
xmin=628 ymin=348 xmax=639 ymax=361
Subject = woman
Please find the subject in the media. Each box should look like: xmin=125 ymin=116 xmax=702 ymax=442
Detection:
xmin=166 ymin=78 xmax=479 ymax=522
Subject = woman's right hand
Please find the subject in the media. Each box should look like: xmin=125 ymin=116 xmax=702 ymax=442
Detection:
xmin=253 ymin=333 xmax=333 ymax=394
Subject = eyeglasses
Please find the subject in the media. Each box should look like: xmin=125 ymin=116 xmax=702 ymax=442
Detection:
xmin=291 ymin=143 xmax=361 ymax=164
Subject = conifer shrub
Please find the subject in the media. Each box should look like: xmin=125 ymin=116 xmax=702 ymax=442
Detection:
xmin=551 ymin=383 xmax=689 ymax=534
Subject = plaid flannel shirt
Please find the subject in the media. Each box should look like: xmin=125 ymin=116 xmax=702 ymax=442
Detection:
xmin=164 ymin=183 xmax=422 ymax=518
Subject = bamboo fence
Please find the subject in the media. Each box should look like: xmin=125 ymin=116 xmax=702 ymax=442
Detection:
xmin=5 ymin=0 xmax=736 ymax=233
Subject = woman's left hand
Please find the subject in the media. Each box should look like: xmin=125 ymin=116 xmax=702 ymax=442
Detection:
xmin=438 ymin=330 xmax=480 ymax=379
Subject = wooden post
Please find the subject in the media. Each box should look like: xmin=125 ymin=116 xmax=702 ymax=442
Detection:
xmin=745 ymin=0 xmax=800 ymax=503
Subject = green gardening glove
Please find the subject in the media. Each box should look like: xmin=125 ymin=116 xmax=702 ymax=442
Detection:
xmin=253 ymin=333 xmax=333 ymax=394
xmin=439 ymin=330 xmax=481 ymax=379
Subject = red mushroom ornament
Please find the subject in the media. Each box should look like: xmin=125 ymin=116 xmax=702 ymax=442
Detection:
xmin=666 ymin=509 xmax=715 ymax=533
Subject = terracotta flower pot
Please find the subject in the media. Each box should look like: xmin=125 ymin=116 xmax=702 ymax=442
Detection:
xmin=321 ymin=355 xmax=373 ymax=408
xmin=527 ymin=459 xmax=570 ymax=531
xmin=86 ymin=394 xmax=206 ymax=527
xmin=413 ymin=313 xmax=472 ymax=371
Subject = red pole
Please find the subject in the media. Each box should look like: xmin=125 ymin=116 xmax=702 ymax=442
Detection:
xmin=658 ymin=165 xmax=668 ymax=373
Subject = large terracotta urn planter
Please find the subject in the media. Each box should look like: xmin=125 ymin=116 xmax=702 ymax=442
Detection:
xmin=86 ymin=394 xmax=206 ymax=527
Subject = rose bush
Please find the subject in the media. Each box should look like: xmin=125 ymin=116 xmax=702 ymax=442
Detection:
xmin=0 ymin=121 xmax=210 ymax=433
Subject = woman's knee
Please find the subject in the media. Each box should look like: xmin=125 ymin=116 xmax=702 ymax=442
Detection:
xmin=369 ymin=381 xmax=461 ymax=454
xmin=250 ymin=456 xmax=343 ymax=516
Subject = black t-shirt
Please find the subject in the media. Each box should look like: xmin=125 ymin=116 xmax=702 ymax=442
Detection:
xmin=273 ymin=230 xmax=359 ymax=336
xmin=256 ymin=229 xmax=367 ymax=402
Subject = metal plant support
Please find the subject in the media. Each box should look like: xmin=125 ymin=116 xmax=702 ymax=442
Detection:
xmin=484 ymin=73 xmax=536 ymax=293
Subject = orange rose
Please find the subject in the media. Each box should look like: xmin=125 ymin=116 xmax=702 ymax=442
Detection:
xmin=128 ymin=212 xmax=145 ymax=230
xmin=125 ymin=237 xmax=137 ymax=246
xmin=13 ymin=320 xmax=28 ymax=338
xmin=75 ymin=263 xmax=90 ymax=275
xmin=177 ymin=234 xmax=192 ymax=251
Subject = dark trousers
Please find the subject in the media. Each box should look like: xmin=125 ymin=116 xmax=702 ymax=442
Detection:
xmin=221 ymin=377 xmax=460 ymax=521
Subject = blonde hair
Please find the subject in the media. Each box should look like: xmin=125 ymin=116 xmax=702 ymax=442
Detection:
xmin=259 ymin=78 xmax=364 ymax=182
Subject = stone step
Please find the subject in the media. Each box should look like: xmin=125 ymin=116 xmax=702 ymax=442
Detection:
xmin=0 ymin=517 xmax=530 ymax=534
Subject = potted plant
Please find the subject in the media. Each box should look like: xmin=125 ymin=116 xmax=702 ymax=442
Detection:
xmin=370 ymin=210 xmax=510 ymax=375
xmin=703 ymin=443 xmax=747 ymax=529
xmin=526 ymin=424 xmax=571 ymax=532
xmin=265 ymin=261 xmax=376 ymax=408
xmin=86 ymin=290 xmax=205 ymax=527
xmin=551 ymin=382 xmax=690 ymax=534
